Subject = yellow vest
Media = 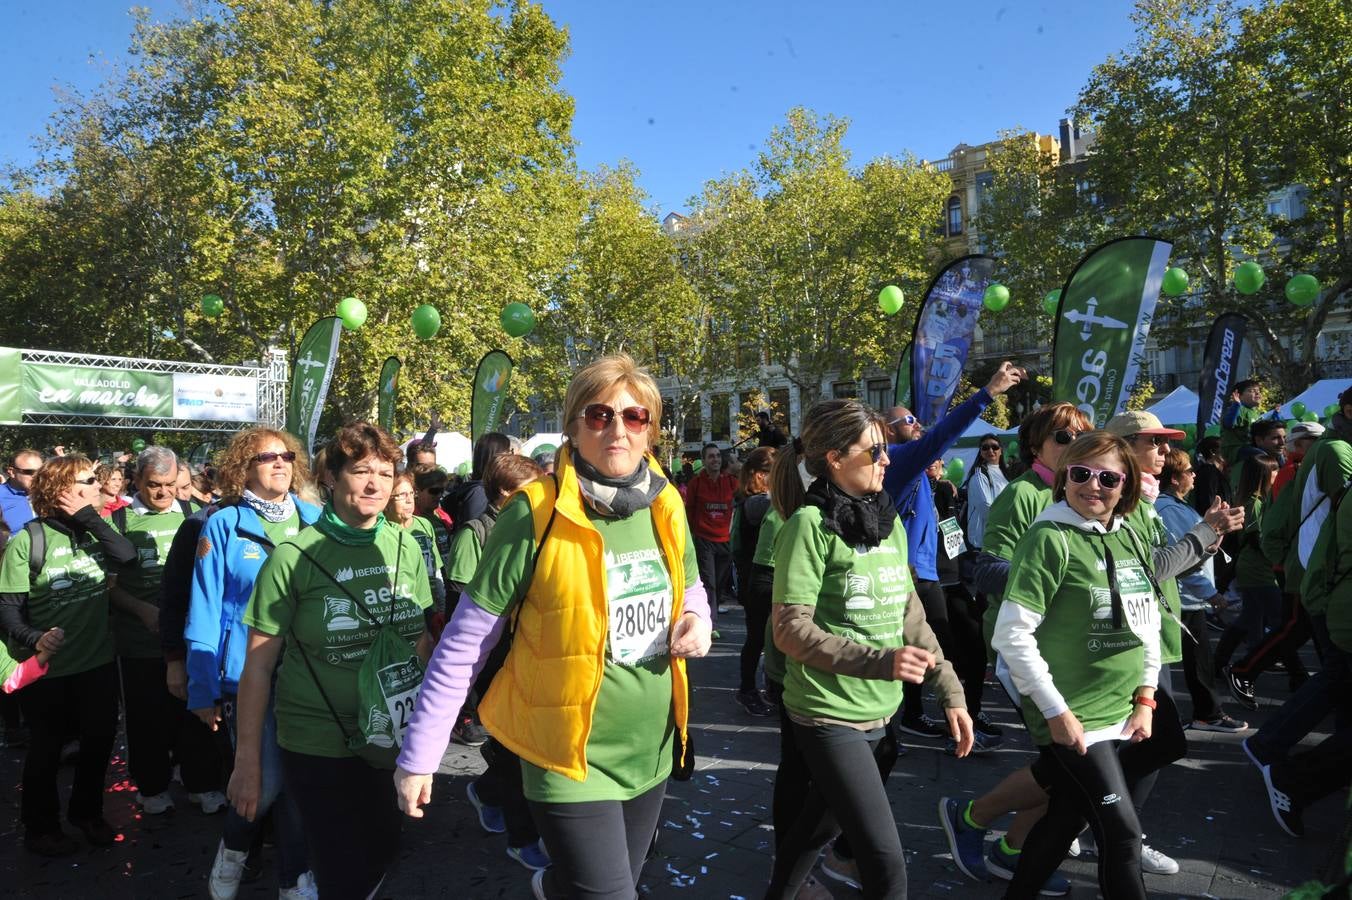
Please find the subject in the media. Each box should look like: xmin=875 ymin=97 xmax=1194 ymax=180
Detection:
xmin=478 ymin=446 xmax=692 ymax=782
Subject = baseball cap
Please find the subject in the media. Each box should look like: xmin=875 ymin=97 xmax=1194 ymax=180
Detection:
xmin=1290 ymin=421 xmax=1325 ymax=440
xmin=1103 ymin=410 xmax=1186 ymax=440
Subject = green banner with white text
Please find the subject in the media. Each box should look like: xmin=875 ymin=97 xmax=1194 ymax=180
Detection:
xmin=1051 ymin=236 xmax=1172 ymax=428
xmin=286 ymin=317 xmax=343 ymax=454
xmin=470 ymin=350 xmax=514 ymax=443
xmin=377 ymin=356 xmax=400 ymax=431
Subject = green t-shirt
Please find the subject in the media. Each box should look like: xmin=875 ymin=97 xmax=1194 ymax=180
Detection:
xmin=244 ymin=523 xmax=432 ymax=758
xmin=403 ymin=516 xmax=445 ymax=606
xmin=980 ymin=469 xmax=1054 ymax=654
xmin=261 ymin=511 xmax=302 ymax=548
xmin=467 ymin=493 xmax=699 ymax=802
xmin=111 ymin=502 xmax=188 ymax=659
xmin=447 ymin=524 xmax=483 ymax=588
xmin=0 ymin=523 xmax=114 ymax=677
xmin=772 ymin=506 xmax=914 ymax=722
xmin=1004 ymin=517 xmax=1157 ymax=745
xmin=1235 ymin=497 xmax=1278 ymax=590
xmin=1124 ymin=502 xmax=1183 ymax=664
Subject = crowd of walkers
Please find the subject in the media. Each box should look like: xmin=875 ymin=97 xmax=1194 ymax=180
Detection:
xmin=0 ymin=361 xmax=1348 ymax=900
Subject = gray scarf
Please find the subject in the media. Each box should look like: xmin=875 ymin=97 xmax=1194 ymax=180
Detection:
xmin=242 ymin=489 xmax=296 ymax=524
xmin=571 ymin=451 xmax=666 ymax=519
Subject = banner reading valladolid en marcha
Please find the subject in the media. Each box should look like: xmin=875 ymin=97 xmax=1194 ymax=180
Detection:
xmin=1051 ymin=236 xmax=1173 ymax=428
xmin=286 ymin=317 xmax=343 ymax=454
xmin=910 ymin=255 xmax=996 ymax=425
xmin=470 ymin=350 xmax=514 ymax=443
xmin=1196 ymin=313 xmax=1248 ymax=440
xmin=377 ymin=356 xmax=400 ymax=431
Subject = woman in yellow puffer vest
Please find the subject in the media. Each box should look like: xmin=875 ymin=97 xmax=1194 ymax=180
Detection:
xmin=395 ymin=354 xmax=712 ymax=900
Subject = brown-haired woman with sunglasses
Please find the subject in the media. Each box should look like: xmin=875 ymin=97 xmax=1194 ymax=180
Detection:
xmin=0 ymin=455 xmax=136 ymax=856
xmin=396 ymin=353 xmax=711 ymax=900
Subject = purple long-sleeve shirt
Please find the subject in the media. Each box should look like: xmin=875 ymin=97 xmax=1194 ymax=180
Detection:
xmin=398 ymin=581 xmax=711 ymax=775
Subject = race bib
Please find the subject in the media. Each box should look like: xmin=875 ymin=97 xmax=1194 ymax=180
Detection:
xmin=375 ymin=656 xmax=423 ymax=749
xmin=938 ymin=517 xmax=967 ymax=559
xmin=1116 ymin=563 xmax=1158 ymax=636
xmin=605 ymin=548 xmax=672 ymax=665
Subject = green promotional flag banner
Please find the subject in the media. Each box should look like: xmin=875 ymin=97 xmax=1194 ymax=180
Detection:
xmin=892 ymin=342 xmax=913 ymax=409
xmin=286 ymin=317 xmax=343 ymax=454
xmin=377 ymin=356 xmax=400 ymax=431
xmin=1051 ymin=236 xmax=1172 ymax=428
xmin=470 ymin=349 xmax=514 ymax=443
xmin=0 ymin=348 xmax=23 ymax=423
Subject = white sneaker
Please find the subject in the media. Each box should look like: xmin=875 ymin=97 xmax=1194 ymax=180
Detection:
xmin=1067 ymin=836 xmax=1081 ymax=857
xmin=531 ymin=868 xmax=548 ymax=900
xmin=279 ymin=871 xmax=319 ymax=899
xmin=1140 ymin=842 xmax=1179 ymax=875
xmin=136 ymin=791 xmax=175 ymax=815
xmin=190 ymin=791 xmax=228 ymax=815
xmin=208 ymin=840 xmax=250 ymax=900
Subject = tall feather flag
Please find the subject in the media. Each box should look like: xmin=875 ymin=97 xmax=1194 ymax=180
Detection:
xmin=909 ymin=255 xmax=997 ymax=425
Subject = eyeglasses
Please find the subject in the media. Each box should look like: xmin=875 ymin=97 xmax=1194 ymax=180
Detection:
xmin=888 ymin=414 xmax=917 ymax=427
xmin=852 ymin=443 xmax=886 ymax=464
xmin=391 ymin=492 xmax=415 ymax=502
xmin=580 ymin=403 xmax=650 ymax=433
xmin=1053 ymin=429 xmax=1082 ymax=445
xmin=980 ymin=444 xmax=1001 ymax=452
xmin=1129 ymin=434 xmax=1170 ymax=448
xmin=73 ymin=475 xmax=99 ymax=486
xmin=253 ymin=451 xmax=297 ymax=464
xmin=1067 ymin=465 xmax=1127 ymax=490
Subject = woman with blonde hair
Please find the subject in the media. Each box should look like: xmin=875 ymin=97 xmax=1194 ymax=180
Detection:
xmin=396 ymin=354 xmax=711 ymax=900
xmin=185 ymin=426 xmax=320 ymax=899
xmin=0 ymin=455 xmax=135 ymax=856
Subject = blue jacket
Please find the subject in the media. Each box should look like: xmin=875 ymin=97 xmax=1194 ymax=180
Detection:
xmin=0 ymin=482 xmax=34 ymax=532
xmin=184 ymin=496 xmax=320 ymax=710
xmin=1154 ymin=493 xmax=1217 ymax=611
xmin=884 ymin=389 xmax=992 ymax=581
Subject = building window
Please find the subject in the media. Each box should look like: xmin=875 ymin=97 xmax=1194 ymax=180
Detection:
xmin=710 ymin=393 xmax=731 ymax=442
xmin=866 ymin=378 xmax=892 ymax=412
xmin=832 ymin=381 xmax=857 ymax=400
xmin=770 ymin=388 xmax=791 ymax=434
xmin=682 ymin=397 xmax=702 ymax=444
xmin=947 ymin=197 xmax=963 ymax=236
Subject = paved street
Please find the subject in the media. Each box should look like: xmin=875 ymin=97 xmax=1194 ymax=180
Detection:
xmin=1 ymin=605 xmax=1341 ymax=898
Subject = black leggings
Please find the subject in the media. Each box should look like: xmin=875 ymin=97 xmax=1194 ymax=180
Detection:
xmin=739 ymin=567 xmax=773 ymax=692
xmin=766 ymin=723 xmax=906 ymax=900
xmin=280 ymin=749 xmax=403 ymax=900
xmin=1007 ymin=740 xmax=1148 ymax=900
xmin=529 ymin=780 xmax=666 ymax=900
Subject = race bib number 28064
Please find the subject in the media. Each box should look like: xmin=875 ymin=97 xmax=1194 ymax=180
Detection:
xmin=605 ymin=549 xmax=673 ymax=665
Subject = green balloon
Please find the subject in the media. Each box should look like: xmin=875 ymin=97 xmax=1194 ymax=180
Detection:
xmin=411 ymin=304 xmax=441 ymax=340
xmin=1285 ymin=273 xmax=1319 ymax=306
xmin=944 ymin=458 xmax=965 ymax=483
xmin=983 ymin=283 xmax=1010 ymax=312
xmin=500 ymin=302 xmax=536 ymax=338
xmin=131 ymin=438 xmax=147 ymax=453
xmin=1161 ymin=267 xmax=1190 ymax=297
xmin=1042 ymin=289 xmax=1061 ymax=317
xmin=337 ymin=296 xmax=367 ymax=330
xmin=1204 ymin=423 xmax=1221 ymax=437
xmin=1007 ymin=440 xmax=1019 ymax=456
xmin=1234 ymin=261 xmax=1265 ymax=295
xmin=1302 ymin=411 xmax=1319 ymax=423
xmin=1291 ymin=401 xmax=1308 ymax=419
xmin=200 ymin=294 xmax=224 ymax=317
xmin=877 ymin=284 xmax=904 ymax=315
xmin=1326 ymin=404 xmax=1340 ymax=417
xmin=455 ymin=461 xmax=470 ymax=476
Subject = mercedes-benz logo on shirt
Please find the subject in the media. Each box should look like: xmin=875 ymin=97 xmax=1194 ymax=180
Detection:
xmin=1088 ymin=639 xmax=1102 ymax=652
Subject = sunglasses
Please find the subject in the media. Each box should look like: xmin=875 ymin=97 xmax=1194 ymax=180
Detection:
xmin=422 ymin=486 xmax=445 ymax=495
xmin=1129 ymin=434 xmax=1171 ymax=448
xmin=852 ymin=443 xmax=886 ymax=464
xmin=888 ymin=414 xmax=918 ymax=427
xmin=1053 ymin=429 xmax=1082 ymax=445
xmin=580 ymin=403 xmax=650 ymax=433
xmin=980 ymin=444 xmax=1001 ymax=452
xmin=1067 ymin=465 xmax=1127 ymax=490
xmin=73 ymin=475 xmax=99 ymax=486
xmin=10 ymin=467 xmax=40 ymax=476
xmin=253 ymin=451 xmax=297 ymax=463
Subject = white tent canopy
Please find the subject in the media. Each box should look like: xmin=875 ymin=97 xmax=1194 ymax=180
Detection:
xmin=1279 ymin=379 xmax=1352 ymax=419
xmin=401 ymin=431 xmax=472 ymax=473
xmin=521 ymin=432 xmax=564 ymax=459
xmin=1144 ymin=386 xmax=1200 ymax=426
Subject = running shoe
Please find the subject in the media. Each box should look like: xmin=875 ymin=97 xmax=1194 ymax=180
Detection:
xmin=973 ymin=711 xmax=1004 ymax=738
xmin=452 ymin=715 xmax=489 ymax=747
xmin=1242 ymin=735 xmax=1273 ymax=772
xmin=190 ymin=790 xmax=228 ymax=815
xmin=938 ymin=797 xmax=988 ymax=880
xmin=1226 ymin=667 xmax=1258 ymax=711
xmin=137 ymin=790 xmax=175 ymax=815
xmin=1140 ymin=841 xmax=1179 ymax=875
xmin=897 ymin=714 xmax=947 ymax=738
xmin=1190 ymin=714 xmax=1248 ymax=733
xmin=531 ymin=868 xmax=549 ymax=900
xmin=735 ymin=689 xmax=775 ymax=717
xmin=1259 ymin=764 xmax=1304 ymax=837
xmin=797 ymin=875 xmax=833 ymax=900
xmin=507 ymin=838 xmax=552 ymax=871
xmin=279 ymin=871 xmax=319 ymax=900
xmin=821 ymin=847 xmax=862 ymax=890
xmin=209 ymin=841 xmax=249 ymax=900
xmin=1067 ymin=836 xmax=1081 ymax=858
xmin=467 ymin=781 xmax=507 ymax=834
xmin=985 ymin=841 xmax=1070 ymax=896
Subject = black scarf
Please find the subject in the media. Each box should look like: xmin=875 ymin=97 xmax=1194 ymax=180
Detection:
xmin=805 ymin=478 xmax=897 ymax=548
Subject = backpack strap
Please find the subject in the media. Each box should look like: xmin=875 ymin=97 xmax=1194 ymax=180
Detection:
xmin=112 ymin=505 xmax=128 ymax=534
xmin=178 ymin=499 xmax=194 ymax=516
xmin=24 ymin=520 xmax=44 ymax=583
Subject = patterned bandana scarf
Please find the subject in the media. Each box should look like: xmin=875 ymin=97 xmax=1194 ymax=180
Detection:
xmin=804 ymin=477 xmax=897 ymax=548
xmin=571 ymin=451 xmax=666 ymax=519
xmin=242 ymin=489 xmax=295 ymax=524
xmin=1139 ymin=472 xmax=1161 ymax=502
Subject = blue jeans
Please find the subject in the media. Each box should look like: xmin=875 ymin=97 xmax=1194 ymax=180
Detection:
xmin=221 ymin=692 xmax=308 ymax=888
xmin=1248 ymin=615 xmax=1350 ymax=763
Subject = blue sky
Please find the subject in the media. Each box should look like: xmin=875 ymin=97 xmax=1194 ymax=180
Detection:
xmin=1 ymin=0 xmax=1141 ymax=214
